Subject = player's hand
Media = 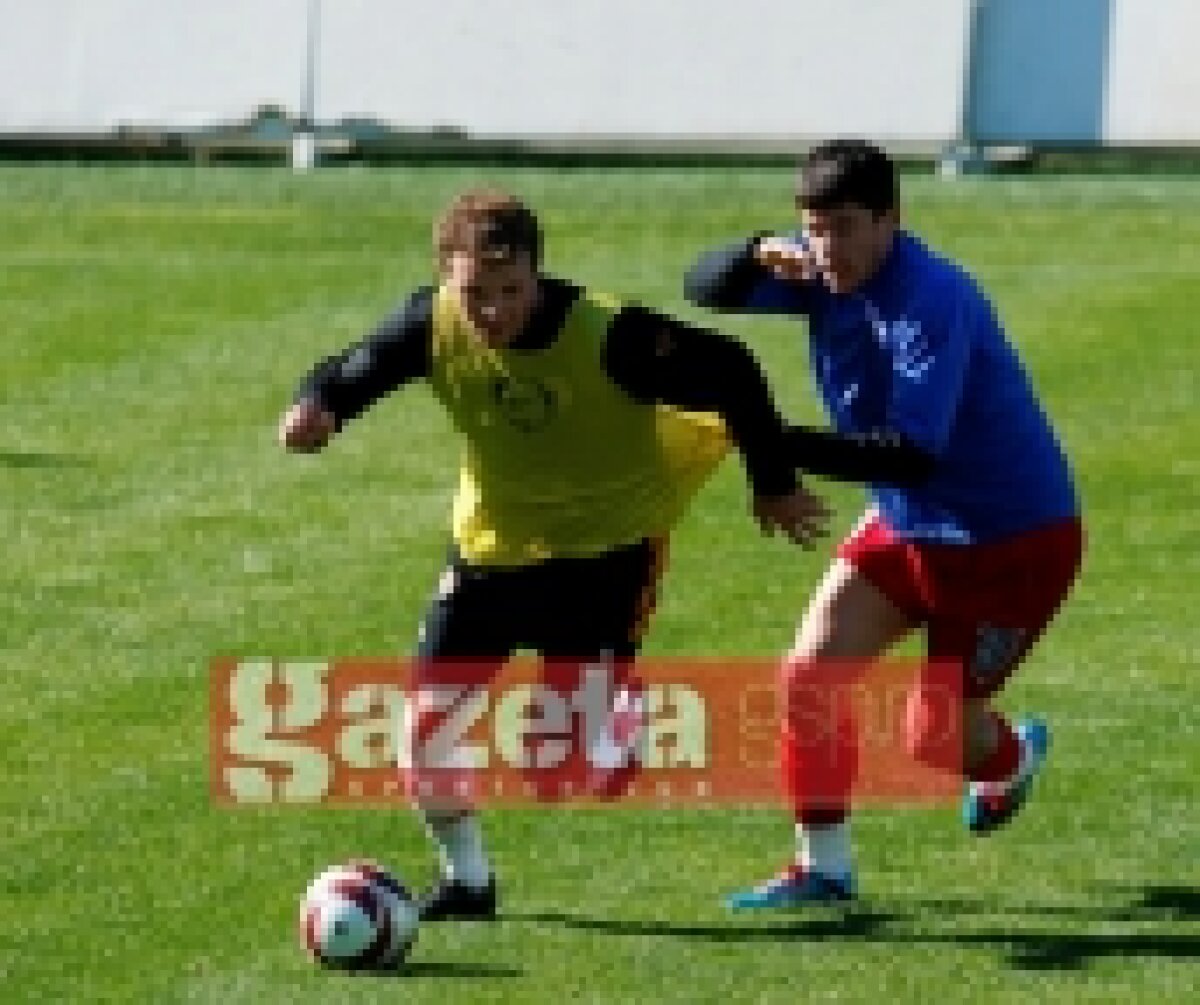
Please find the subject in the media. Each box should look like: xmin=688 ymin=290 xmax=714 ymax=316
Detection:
xmin=279 ymin=398 xmax=336 ymax=452
xmin=755 ymin=236 xmax=817 ymax=283
xmin=753 ymin=484 xmax=830 ymax=548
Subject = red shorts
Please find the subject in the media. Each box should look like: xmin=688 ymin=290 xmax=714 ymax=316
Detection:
xmin=837 ymin=516 xmax=1084 ymax=700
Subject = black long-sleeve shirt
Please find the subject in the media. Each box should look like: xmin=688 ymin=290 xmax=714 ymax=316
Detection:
xmin=683 ymin=237 xmax=937 ymax=488
xmin=684 ymin=233 xmax=777 ymax=314
xmin=297 ymin=276 xmax=798 ymax=497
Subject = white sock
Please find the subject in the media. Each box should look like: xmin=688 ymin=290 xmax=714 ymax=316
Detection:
xmin=424 ymin=812 xmax=491 ymax=889
xmin=796 ymin=820 xmax=853 ymax=878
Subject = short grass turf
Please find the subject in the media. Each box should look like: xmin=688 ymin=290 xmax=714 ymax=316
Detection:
xmin=1 ymin=164 xmax=1197 ymax=1003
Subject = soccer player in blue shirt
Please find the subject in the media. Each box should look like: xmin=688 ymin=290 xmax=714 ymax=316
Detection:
xmin=685 ymin=140 xmax=1083 ymax=907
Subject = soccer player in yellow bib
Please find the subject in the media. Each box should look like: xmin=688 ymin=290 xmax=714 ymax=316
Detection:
xmin=279 ymin=189 xmax=827 ymax=920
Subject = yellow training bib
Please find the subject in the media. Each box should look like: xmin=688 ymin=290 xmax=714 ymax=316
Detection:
xmin=426 ymin=285 xmax=729 ymax=565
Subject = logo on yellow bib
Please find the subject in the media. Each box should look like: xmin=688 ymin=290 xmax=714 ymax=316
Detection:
xmin=491 ymin=376 xmax=558 ymax=432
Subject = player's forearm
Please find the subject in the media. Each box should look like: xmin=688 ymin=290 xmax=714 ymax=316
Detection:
xmin=788 ymin=425 xmax=937 ymax=487
xmin=295 ymin=287 xmax=434 ymax=429
xmin=298 ymin=357 xmax=398 ymax=430
xmin=683 ymin=235 xmax=771 ymax=312
xmin=603 ymin=306 xmax=796 ymax=497
xmin=685 ymin=233 xmax=819 ymax=317
xmin=297 ymin=352 xmax=409 ymax=429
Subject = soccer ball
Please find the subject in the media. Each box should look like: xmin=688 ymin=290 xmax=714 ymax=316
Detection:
xmin=299 ymin=861 xmax=419 ymax=970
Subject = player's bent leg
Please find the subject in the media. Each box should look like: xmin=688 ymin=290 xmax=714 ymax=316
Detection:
xmin=790 ymin=556 xmax=915 ymax=663
xmin=410 ymin=559 xmax=514 ymax=921
xmin=729 ymin=558 xmax=915 ymax=910
xmin=935 ymin=621 xmax=1051 ymax=837
xmin=925 ymin=613 xmax=1058 ymax=837
xmin=417 ymin=810 xmax=499 ymax=921
xmin=784 ymin=557 xmax=916 ymax=824
xmin=423 ymin=540 xmax=664 ymax=918
xmin=962 ymin=701 xmax=1051 ymax=836
xmin=919 ymin=518 xmax=1081 ymax=836
xmin=535 ymin=538 xmax=665 ymax=801
xmin=919 ymin=620 xmax=1048 ymax=837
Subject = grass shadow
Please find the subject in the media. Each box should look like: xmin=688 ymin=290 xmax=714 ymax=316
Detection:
xmin=1103 ymin=883 xmax=1200 ymax=920
xmin=898 ymin=882 xmax=1200 ymax=924
xmin=371 ymin=960 xmax=524 ymax=979
xmin=505 ymin=907 xmax=899 ymax=943
xmin=0 ymin=450 xmax=87 ymax=469
xmin=940 ymin=929 xmax=1200 ymax=971
xmin=506 ymin=883 xmax=1200 ymax=971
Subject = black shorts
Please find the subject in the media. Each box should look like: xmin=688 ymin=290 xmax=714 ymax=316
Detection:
xmin=415 ymin=538 xmax=667 ymax=662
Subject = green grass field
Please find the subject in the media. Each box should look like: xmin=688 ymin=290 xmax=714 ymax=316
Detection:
xmin=2 ymin=164 xmax=1197 ymax=1003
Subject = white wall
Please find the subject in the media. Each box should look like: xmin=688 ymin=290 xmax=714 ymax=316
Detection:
xmin=317 ymin=0 xmax=969 ymax=141
xmin=0 ymin=0 xmax=968 ymax=141
xmin=0 ymin=0 xmax=307 ymax=132
xmin=1105 ymin=2 xmax=1200 ymax=145
xmin=0 ymin=0 xmax=1197 ymax=145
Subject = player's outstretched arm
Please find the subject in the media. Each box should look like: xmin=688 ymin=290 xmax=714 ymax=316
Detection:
xmin=684 ymin=232 xmax=816 ymax=315
xmin=602 ymin=305 xmax=829 ymax=547
xmin=279 ymin=286 xmax=435 ymax=453
xmin=786 ymin=425 xmax=937 ymax=488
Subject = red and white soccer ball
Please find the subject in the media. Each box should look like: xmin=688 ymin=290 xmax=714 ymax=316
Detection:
xmin=299 ymin=861 xmax=419 ymax=970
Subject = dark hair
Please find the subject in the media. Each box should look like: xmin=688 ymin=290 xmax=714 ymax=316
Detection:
xmin=435 ymin=188 xmax=542 ymax=270
xmin=798 ymin=139 xmax=897 ymax=216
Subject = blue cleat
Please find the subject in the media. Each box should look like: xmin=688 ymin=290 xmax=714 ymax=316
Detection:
xmin=725 ymin=864 xmax=856 ymax=910
xmin=964 ymin=716 xmax=1050 ymax=835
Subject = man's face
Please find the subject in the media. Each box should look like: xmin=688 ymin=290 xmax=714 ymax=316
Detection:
xmin=800 ymin=202 xmax=897 ymax=295
xmin=445 ymin=249 xmax=540 ymax=348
